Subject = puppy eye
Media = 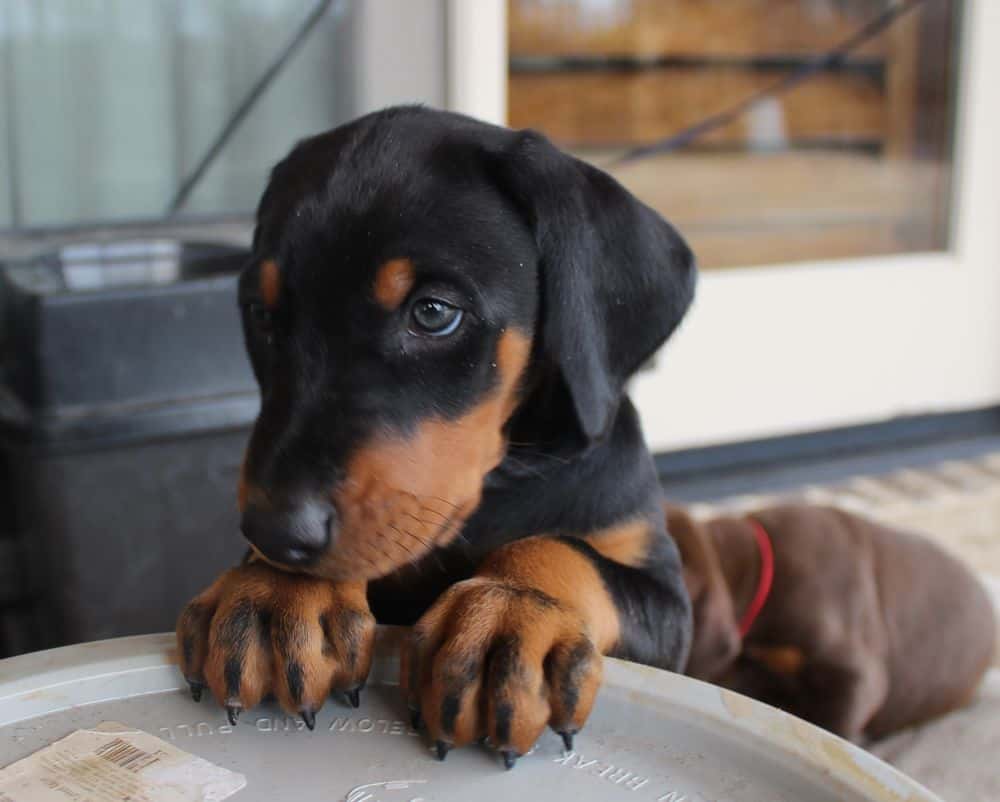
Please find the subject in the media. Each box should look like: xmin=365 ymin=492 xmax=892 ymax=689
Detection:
xmin=410 ymin=298 xmax=463 ymax=337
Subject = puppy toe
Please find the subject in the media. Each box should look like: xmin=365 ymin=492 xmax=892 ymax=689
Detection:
xmin=175 ymin=582 xmax=222 ymax=700
xmin=270 ymin=611 xmax=336 ymax=724
xmin=322 ymin=601 xmax=377 ymax=697
xmin=401 ymin=596 xmax=455 ymax=719
xmin=545 ymin=637 xmax=603 ymax=743
xmin=204 ymin=595 xmax=274 ymax=719
xmin=486 ymin=633 xmax=552 ymax=758
xmin=424 ymin=637 xmax=491 ymax=749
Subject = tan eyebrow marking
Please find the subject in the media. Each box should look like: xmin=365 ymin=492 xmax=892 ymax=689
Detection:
xmin=373 ymin=258 xmax=416 ymax=310
xmin=260 ymin=259 xmax=280 ymax=309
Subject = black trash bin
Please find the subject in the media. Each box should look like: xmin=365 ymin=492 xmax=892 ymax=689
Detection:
xmin=0 ymin=239 xmax=258 ymax=656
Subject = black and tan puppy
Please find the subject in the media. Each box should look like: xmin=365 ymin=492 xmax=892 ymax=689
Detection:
xmin=176 ymin=106 xmax=696 ymax=766
xmin=668 ymin=503 xmax=997 ymax=742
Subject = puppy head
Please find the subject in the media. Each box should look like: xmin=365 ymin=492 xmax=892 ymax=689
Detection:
xmin=238 ymin=107 xmax=695 ymax=581
xmin=666 ymin=506 xmax=742 ymax=681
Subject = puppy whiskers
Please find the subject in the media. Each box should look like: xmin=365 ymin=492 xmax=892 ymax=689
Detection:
xmin=388 ymin=522 xmax=446 ymax=571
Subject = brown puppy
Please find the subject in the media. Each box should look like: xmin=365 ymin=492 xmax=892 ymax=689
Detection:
xmin=668 ymin=503 xmax=997 ymax=742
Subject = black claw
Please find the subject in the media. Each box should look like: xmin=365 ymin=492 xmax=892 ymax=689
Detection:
xmin=226 ymin=705 xmax=241 ymax=726
xmin=560 ymin=731 xmax=575 ymax=753
xmin=346 ymin=689 xmax=361 ymax=709
xmin=435 ymin=740 xmax=452 ymax=762
xmin=301 ymin=709 xmax=316 ymax=731
xmin=410 ymin=708 xmax=423 ymax=731
xmin=501 ymin=750 xmax=518 ymax=770
xmin=187 ymin=680 xmax=204 ymax=703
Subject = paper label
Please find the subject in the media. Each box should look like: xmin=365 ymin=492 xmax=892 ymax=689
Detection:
xmin=0 ymin=721 xmax=245 ymax=802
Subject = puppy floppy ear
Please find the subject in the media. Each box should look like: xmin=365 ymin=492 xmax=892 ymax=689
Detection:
xmin=492 ymin=130 xmax=696 ymax=442
xmin=665 ymin=505 xmax=741 ymax=680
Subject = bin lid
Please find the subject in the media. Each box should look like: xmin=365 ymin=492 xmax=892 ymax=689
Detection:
xmin=0 ymin=238 xmax=257 ymax=440
xmin=2 ymin=240 xmax=245 ymax=296
xmin=0 ymin=630 xmax=939 ymax=802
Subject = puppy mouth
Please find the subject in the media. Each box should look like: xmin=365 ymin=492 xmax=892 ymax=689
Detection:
xmin=247 ymin=328 xmax=530 ymax=581
xmin=306 ymin=487 xmax=477 ymax=581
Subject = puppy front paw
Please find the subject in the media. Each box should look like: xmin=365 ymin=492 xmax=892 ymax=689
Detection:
xmin=401 ymin=577 xmax=603 ymax=767
xmin=175 ymin=563 xmax=375 ymax=727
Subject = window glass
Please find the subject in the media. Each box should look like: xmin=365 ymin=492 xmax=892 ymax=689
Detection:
xmin=509 ymin=0 xmax=962 ymax=268
xmin=0 ymin=0 xmax=445 ymax=228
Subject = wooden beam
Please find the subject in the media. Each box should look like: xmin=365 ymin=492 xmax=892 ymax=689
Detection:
xmin=509 ymin=0 xmax=887 ymax=60
xmin=509 ymin=68 xmax=886 ymax=147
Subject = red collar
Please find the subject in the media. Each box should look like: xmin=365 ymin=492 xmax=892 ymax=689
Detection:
xmin=738 ymin=518 xmax=774 ymax=637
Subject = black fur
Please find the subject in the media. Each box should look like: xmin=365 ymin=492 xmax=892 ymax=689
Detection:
xmin=557 ymin=537 xmax=691 ymax=671
xmin=486 ymin=129 xmax=695 ymax=442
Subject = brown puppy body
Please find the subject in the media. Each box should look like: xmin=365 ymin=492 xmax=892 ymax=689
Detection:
xmin=669 ymin=503 xmax=996 ymax=741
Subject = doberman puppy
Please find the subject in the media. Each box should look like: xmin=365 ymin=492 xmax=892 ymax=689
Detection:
xmin=668 ymin=503 xmax=997 ymax=742
xmin=176 ymin=106 xmax=697 ymax=767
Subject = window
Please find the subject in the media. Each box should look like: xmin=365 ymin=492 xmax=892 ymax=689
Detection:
xmin=508 ymin=0 xmax=962 ymax=269
xmin=0 ymin=0 xmax=446 ymax=229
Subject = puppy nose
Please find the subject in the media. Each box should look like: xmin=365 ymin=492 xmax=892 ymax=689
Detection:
xmin=240 ymin=498 xmax=335 ymax=566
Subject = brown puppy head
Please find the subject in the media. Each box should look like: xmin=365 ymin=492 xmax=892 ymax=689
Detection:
xmin=666 ymin=505 xmax=742 ymax=681
xmin=236 ymin=107 xmax=695 ymax=582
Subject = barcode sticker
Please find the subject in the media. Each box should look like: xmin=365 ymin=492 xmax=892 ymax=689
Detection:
xmin=95 ymin=737 xmax=162 ymax=772
xmin=0 ymin=721 xmax=245 ymax=802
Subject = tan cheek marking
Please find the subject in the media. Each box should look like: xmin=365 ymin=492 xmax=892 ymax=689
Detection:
xmin=237 ymin=452 xmax=269 ymax=513
xmin=373 ymin=258 xmax=416 ymax=310
xmin=480 ymin=537 xmax=621 ymax=654
xmin=260 ymin=259 xmax=280 ymax=309
xmin=494 ymin=328 xmax=534 ymax=418
xmin=320 ymin=330 xmax=532 ymax=580
xmin=585 ymin=518 xmax=652 ymax=567
xmin=746 ymin=645 xmax=807 ymax=676
xmin=237 ymin=453 xmax=250 ymax=512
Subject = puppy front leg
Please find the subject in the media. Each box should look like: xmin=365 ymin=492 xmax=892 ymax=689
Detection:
xmin=401 ymin=520 xmax=692 ymax=765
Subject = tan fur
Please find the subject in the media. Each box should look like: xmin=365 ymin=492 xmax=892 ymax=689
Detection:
xmin=480 ymin=537 xmax=620 ymax=652
xmin=176 ymin=564 xmax=373 ymax=717
xmin=316 ymin=330 xmax=531 ymax=581
xmin=202 ymin=568 xmax=275 ymax=711
xmin=585 ymin=518 xmax=650 ymax=567
xmin=746 ymin=644 xmax=806 ymax=676
xmin=372 ymin=258 xmax=416 ymax=310
xmin=400 ymin=554 xmax=607 ymax=753
xmin=547 ymin=637 xmax=603 ymax=735
xmin=259 ymin=259 xmax=280 ymax=308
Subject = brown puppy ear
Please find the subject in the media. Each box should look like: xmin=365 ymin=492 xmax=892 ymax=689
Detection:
xmin=665 ymin=505 xmax=742 ymax=681
xmin=682 ymin=562 xmax=706 ymax=601
xmin=667 ymin=505 xmax=708 ymax=600
xmin=491 ymin=130 xmax=696 ymax=443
